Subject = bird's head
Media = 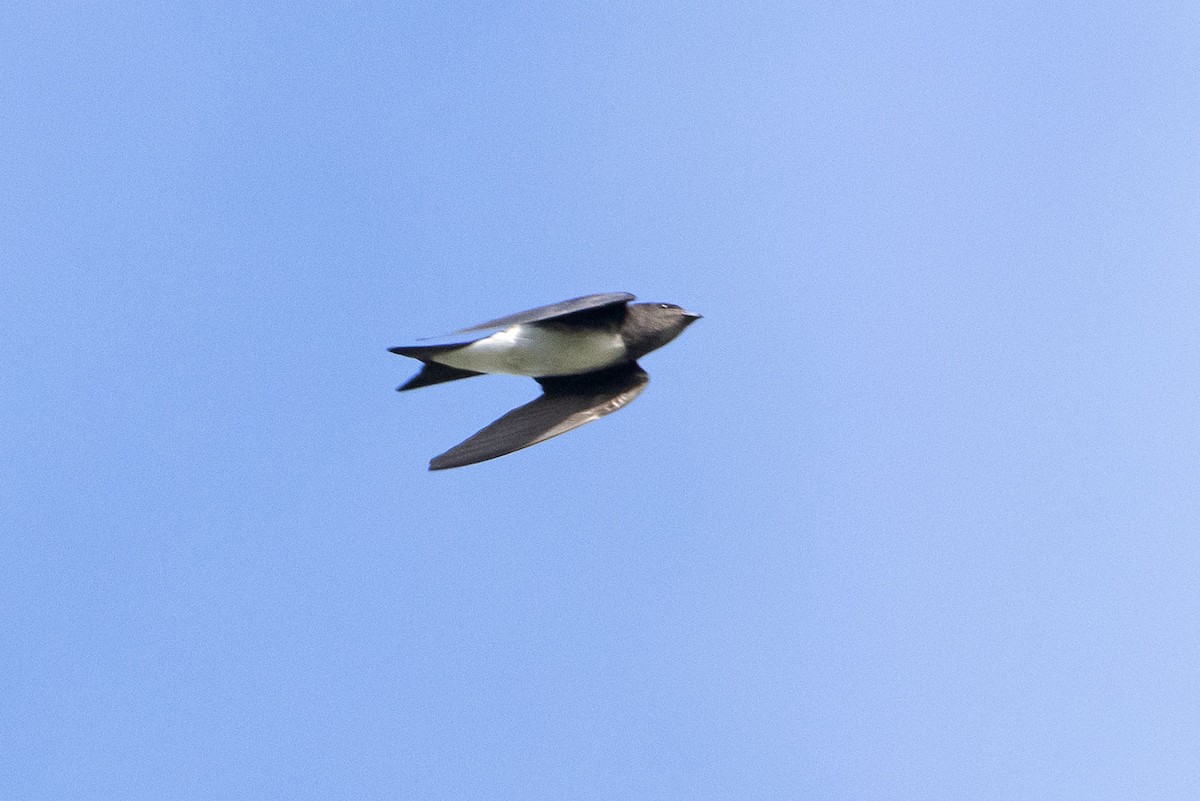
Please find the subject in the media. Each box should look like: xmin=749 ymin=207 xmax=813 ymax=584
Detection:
xmin=623 ymin=302 xmax=702 ymax=359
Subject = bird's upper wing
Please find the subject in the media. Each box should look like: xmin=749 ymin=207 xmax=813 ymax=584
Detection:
xmin=428 ymin=362 xmax=649 ymax=470
xmin=452 ymin=292 xmax=635 ymax=333
xmin=392 ymin=293 xmax=636 ymax=351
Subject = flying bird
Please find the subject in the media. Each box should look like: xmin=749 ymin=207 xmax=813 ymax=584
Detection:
xmin=390 ymin=292 xmax=701 ymax=470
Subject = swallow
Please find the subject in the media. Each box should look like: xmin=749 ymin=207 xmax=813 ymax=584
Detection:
xmin=390 ymin=292 xmax=701 ymax=470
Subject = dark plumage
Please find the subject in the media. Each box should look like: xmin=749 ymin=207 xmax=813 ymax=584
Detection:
xmin=389 ymin=292 xmax=700 ymax=469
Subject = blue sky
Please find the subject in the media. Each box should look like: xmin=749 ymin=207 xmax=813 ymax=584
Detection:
xmin=4 ymin=2 xmax=1199 ymax=798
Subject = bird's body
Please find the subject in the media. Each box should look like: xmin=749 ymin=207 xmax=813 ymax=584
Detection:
xmin=429 ymin=323 xmax=627 ymax=377
xmin=389 ymin=292 xmax=700 ymax=470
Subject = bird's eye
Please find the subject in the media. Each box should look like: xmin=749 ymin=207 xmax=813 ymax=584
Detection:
xmin=659 ymin=303 xmax=673 ymax=309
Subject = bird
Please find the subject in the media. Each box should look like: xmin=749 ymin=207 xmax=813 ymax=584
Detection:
xmin=389 ymin=292 xmax=701 ymax=470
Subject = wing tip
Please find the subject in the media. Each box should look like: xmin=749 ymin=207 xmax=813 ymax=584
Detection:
xmin=427 ymin=451 xmax=488 ymax=471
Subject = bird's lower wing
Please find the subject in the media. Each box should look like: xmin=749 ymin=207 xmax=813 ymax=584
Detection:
xmin=428 ymin=363 xmax=649 ymax=470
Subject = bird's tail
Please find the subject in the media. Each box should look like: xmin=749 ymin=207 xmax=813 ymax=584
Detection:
xmin=394 ymin=358 xmax=484 ymax=391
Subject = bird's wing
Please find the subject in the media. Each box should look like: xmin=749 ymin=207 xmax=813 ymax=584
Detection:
xmin=445 ymin=292 xmax=634 ymax=335
xmin=453 ymin=292 xmax=635 ymax=332
xmin=392 ymin=293 xmax=636 ymax=351
xmin=428 ymin=363 xmax=649 ymax=470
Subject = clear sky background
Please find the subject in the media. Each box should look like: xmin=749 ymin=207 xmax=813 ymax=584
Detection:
xmin=4 ymin=2 xmax=1199 ymax=799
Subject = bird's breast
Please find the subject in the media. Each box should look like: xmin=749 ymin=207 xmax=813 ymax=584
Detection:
xmin=432 ymin=324 xmax=627 ymax=377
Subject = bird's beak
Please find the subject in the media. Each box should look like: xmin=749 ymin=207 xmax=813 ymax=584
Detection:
xmin=682 ymin=310 xmax=703 ymax=321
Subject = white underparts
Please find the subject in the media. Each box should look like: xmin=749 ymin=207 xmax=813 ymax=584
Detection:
xmin=432 ymin=324 xmax=627 ymax=377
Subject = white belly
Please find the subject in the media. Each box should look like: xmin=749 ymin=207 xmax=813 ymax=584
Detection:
xmin=433 ymin=324 xmax=627 ymax=377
